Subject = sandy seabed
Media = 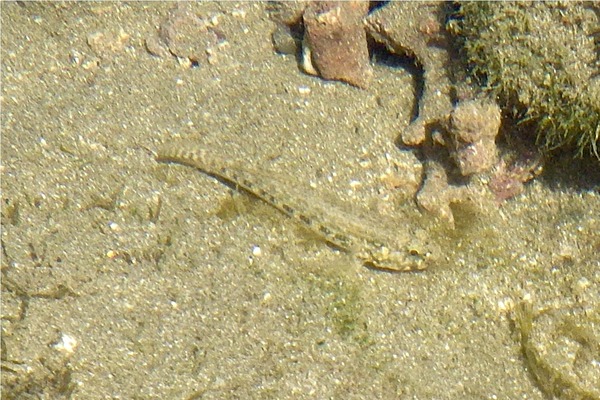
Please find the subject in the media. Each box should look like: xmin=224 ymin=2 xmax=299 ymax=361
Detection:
xmin=2 ymin=3 xmax=598 ymax=399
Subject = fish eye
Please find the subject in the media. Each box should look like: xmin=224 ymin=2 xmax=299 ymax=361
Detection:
xmin=408 ymin=248 xmax=421 ymax=256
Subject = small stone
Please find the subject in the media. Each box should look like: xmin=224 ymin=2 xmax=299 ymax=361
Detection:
xmin=297 ymin=85 xmax=311 ymax=95
xmin=53 ymin=333 xmax=78 ymax=354
xmin=271 ymin=22 xmax=300 ymax=55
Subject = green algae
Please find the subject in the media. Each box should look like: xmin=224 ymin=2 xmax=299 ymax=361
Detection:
xmin=455 ymin=1 xmax=600 ymax=159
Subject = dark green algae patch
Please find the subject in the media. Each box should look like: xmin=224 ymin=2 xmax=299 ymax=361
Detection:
xmin=454 ymin=1 xmax=600 ymax=159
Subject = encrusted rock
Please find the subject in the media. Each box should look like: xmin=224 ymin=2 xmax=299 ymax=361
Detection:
xmin=145 ymin=3 xmax=226 ymax=65
xmin=302 ymin=1 xmax=372 ymax=89
xmin=366 ymin=1 xmax=453 ymax=144
xmin=447 ymin=99 xmax=501 ymax=176
xmin=416 ymin=160 xmax=469 ymax=227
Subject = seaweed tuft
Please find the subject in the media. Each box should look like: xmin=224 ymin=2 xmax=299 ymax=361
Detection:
xmin=454 ymin=1 xmax=600 ymax=159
